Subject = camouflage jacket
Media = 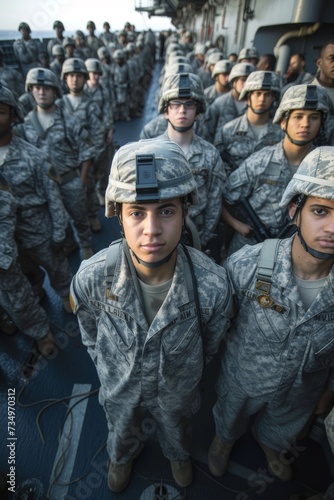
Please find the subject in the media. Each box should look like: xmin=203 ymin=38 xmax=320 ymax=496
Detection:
xmin=160 ymin=131 xmax=227 ymax=245
xmin=0 ymin=176 xmax=17 ymax=270
xmin=223 ymin=141 xmax=303 ymax=234
xmin=203 ymin=90 xmax=247 ymax=144
xmin=218 ymin=236 xmax=334 ymax=404
xmin=59 ymin=93 xmax=105 ymax=158
xmin=215 ymin=113 xmax=284 ymax=171
xmin=0 ymin=135 xmax=67 ymax=248
xmin=16 ymin=105 xmax=93 ymax=173
xmin=71 ymin=241 xmax=234 ymax=412
xmin=84 ymin=83 xmax=114 ymax=131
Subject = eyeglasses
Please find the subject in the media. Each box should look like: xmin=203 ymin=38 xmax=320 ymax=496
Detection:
xmin=168 ymin=100 xmax=197 ymax=110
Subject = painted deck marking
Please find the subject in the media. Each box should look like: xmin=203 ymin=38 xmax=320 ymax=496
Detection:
xmin=49 ymin=383 xmax=91 ymax=499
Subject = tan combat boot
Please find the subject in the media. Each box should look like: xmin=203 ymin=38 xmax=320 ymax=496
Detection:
xmin=170 ymin=458 xmax=193 ymax=487
xmin=208 ymin=434 xmax=235 ymax=477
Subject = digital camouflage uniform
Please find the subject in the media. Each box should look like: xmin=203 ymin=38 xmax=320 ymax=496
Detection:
xmin=215 ymin=112 xmax=284 ymax=172
xmin=71 ymin=241 xmax=233 ymax=463
xmin=60 ymin=89 xmax=105 ymax=219
xmin=214 ymin=235 xmax=334 ymax=451
xmin=214 ymin=147 xmax=334 ymax=454
xmin=223 ymin=140 xmax=300 ymax=254
xmin=139 ymin=114 xmax=168 ymax=139
xmin=0 ymin=135 xmax=72 ymax=298
xmin=16 ymin=105 xmax=94 ymax=251
xmin=0 ymin=64 xmax=24 ymax=97
xmin=160 ymin=130 xmax=227 ymax=246
xmin=13 ymin=36 xmax=40 ymax=77
xmin=71 ymin=138 xmax=234 ymax=469
xmin=203 ymin=90 xmax=247 ymax=143
xmin=113 ymin=51 xmax=131 ymax=120
xmin=0 ymin=175 xmax=49 ymax=340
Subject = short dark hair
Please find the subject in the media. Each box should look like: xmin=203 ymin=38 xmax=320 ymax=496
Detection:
xmin=320 ymin=39 xmax=334 ymax=57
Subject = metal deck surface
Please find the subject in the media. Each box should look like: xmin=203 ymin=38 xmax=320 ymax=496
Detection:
xmin=0 ymin=62 xmax=333 ymax=500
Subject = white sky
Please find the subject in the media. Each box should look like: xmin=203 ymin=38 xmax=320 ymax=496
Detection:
xmin=1 ymin=0 xmax=173 ymax=33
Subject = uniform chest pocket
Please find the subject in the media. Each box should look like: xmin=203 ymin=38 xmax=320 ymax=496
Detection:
xmin=162 ymin=318 xmax=201 ymax=357
xmin=304 ymin=324 xmax=334 ymax=373
xmin=98 ymin=311 xmax=135 ymax=351
xmin=192 ymin=168 xmax=209 ymax=189
xmin=253 ymin=300 xmax=291 ymax=344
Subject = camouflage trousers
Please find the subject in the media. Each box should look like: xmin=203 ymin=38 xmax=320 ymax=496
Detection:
xmin=59 ymin=176 xmax=93 ymax=249
xmin=103 ymin=399 xmax=192 ymax=464
xmin=19 ymin=238 xmax=72 ymax=299
xmin=213 ymin=376 xmax=320 ymax=452
xmin=0 ymin=260 xmax=49 ymax=340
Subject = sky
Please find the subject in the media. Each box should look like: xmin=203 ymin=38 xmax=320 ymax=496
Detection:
xmin=0 ymin=0 xmax=174 ymax=33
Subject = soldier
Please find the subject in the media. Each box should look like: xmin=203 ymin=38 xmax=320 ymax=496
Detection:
xmin=312 ymin=39 xmax=334 ymax=113
xmin=0 ymin=174 xmax=54 ymax=356
xmin=203 ymin=62 xmax=255 ymax=143
xmin=47 ymin=20 xmax=65 ymax=59
xmin=99 ymin=21 xmax=118 ymax=48
xmin=13 ymin=22 xmax=40 ymax=77
xmin=204 ymin=59 xmax=233 ymax=106
xmin=62 ymin=36 xmax=76 ymax=60
xmin=96 ymin=46 xmax=117 ymax=110
xmin=84 ymin=58 xmax=115 ymax=207
xmin=50 ymin=45 xmax=65 ymax=84
xmin=209 ymin=146 xmax=334 ymax=483
xmin=16 ymin=68 xmax=95 ymax=260
xmin=196 ymin=51 xmax=224 ymax=90
xmin=215 ymin=70 xmax=284 ymax=170
xmin=281 ymin=53 xmax=314 ymax=96
xmin=70 ymin=139 xmax=234 ymax=492
xmin=0 ymin=83 xmax=72 ymax=313
xmin=0 ymin=47 xmax=24 ymax=97
xmin=86 ymin=21 xmax=104 ymax=58
xmin=256 ymin=53 xmax=276 ymax=71
xmin=112 ymin=49 xmax=131 ymax=121
xmin=237 ymin=46 xmax=259 ymax=66
xmin=60 ymin=58 xmax=105 ymax=232
xmin=222 ymin=84 xmax=330 ymax=255
xmin=157 ymin=73 xmax=227 ymax=253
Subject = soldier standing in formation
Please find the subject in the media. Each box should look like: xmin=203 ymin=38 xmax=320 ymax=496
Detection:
xmin=71 ymin=139 xmax=234 ymax=492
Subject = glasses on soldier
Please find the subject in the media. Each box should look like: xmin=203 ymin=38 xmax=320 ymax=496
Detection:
xmin=168 ymin=100 xmax=197 ymax=110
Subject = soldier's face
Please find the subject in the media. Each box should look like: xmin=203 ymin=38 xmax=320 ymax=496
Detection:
xmin=164 ymin=99 xmax=197 ymax=128
xmin=121 ymin=198 xmax=183 ymax=270
xmin=31 ymin=85 xmax=56 ymax=109
xmin=65 ymin=73 xmax=86 ymax=92
xmin=233 ymin=76 xmax=247 ymax=95
xmin=248 ymin=90 xmax=275 ymax=113
xmin=290 ymin=196 xmax=334 ymax=256
xmin=281 ymin=110 xmax=322 ymax=141
xmin=318 ymin=44 xmax=334 ymax=82
xmin=0 ymin=103 xmax=13 ymax=140
xmin=217 ymin=73 xmax=229 ymax=87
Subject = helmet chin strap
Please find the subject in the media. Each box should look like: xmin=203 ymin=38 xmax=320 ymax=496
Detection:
xmin=130 ymin=246 xmax=177 ymax=268
xmin=293 ymin=197 xmax=334 ymax=260
xmin=296 ymin=227 xmax=334 ymax=260
xmin=168 ymin=119 xmax=194 ymax=133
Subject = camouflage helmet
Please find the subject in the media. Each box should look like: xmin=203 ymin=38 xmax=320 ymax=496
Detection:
xmin=238 ymin=46 xmax=259 ymax=62
xmin=18 ymin=22 xmax=30 ymax=32
xmin=206 ymin=51 xmax=224 ymax=67
xmin=61 ymin=58 xmax=88 ymax=80
xmin=85 ymin=58 xmax=103 ymax=74
xmin=53 ymin=20 xmax=64 ymax=30
xmin=158 ymin=73 xmax=205 ymax=114
xmin=228 ymin=62 xmax=256 ymax=83
xmin=273 ymin=84 xmax=329 ymax=124
xmin=52 ymin=44 xmax=65 ymax=56
xmin=62 ymin=36 xmax=76 ymax=48
xmin=113 ymin=49 xmax=125 ymax=59
xmin=25 ymin=68 xmax=62 ymax=97
xmin=97 ymin=46 xmax=110 ymax=60
xmin=0 ymin=83 xmax=24 ymax=123
xmin=212 ymin=59 xmax=233 ymax=78
xmin=105 ymin=139 xmax=198 ymax=217
xmin=164 ymin=62 xmax=194 ymax=79
xmin=239 ymin=70 xmax=281 ymax=100
xmin=86 ymin=21 xmax=96 ymax=29
xmin=166 ymin=43 xmax=181 ymax=56
xmin=194 ymin=43 xmax=206 ymax=56
xmin=280 ymin=146 xmax=334 ymax=208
